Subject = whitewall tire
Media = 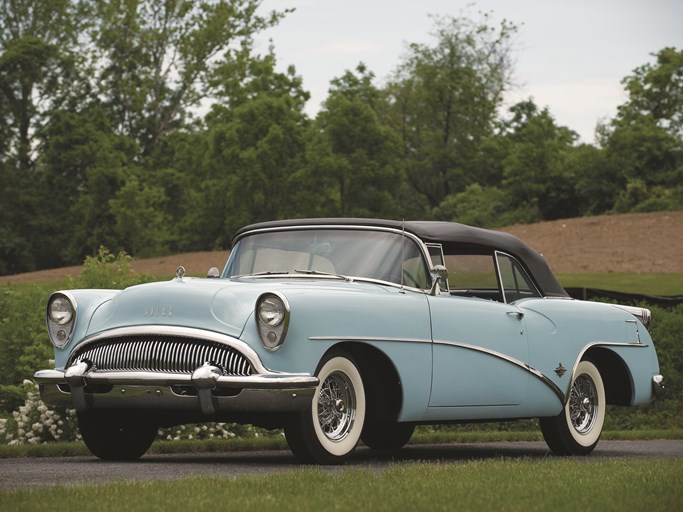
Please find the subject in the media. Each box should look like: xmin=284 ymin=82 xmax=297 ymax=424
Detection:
xmin=285 ymin=351 xmax=366 ymax=464
xmin=541 ymin=360 xmax=606 ymax=455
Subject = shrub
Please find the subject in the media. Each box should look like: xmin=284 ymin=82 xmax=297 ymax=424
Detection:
xmin=0 ymin=381 xmax=79 ymax=444
xmin=72 ymin=246 xmax=156 ymax=289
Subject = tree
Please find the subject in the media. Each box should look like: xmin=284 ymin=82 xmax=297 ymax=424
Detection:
xmin=109 ymin=176 xmax=169 ymax=256
xmin=0 ymin=0 xmax=86 ymax=172
xmin=38 ymin=106 xmax=139 ymax=265
xmin=200 ymin=53 xmax=310 ymax=245
xmin=90 ymin=0 xmax=288 ymax=159
xmin=0 ymin=0 xmax=89 ymax=273
xmin=599 ymin=47 xmax=683 ymax=212
xmin=617 ymin=47 xmax=683 ymax=138
xmin=385 ymin=13 xmax=517 ymax=211
xmin=303 ymin=65 xmax=403 ymax=218
xmin=500 ymin=100 xmax=579 ymax=221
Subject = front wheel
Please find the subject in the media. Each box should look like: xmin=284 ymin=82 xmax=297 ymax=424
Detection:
xmin=540 ymin=360 xmax=606 ymax=455
xmin=77 ymin=410 xmax=158 ymax=461
xmin=285 ymin=351 xmax=366 ymax=464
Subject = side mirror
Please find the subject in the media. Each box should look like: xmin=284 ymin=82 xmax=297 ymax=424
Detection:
xmin=207 ymin=267 xmax=220 ymax=278
xmin=429 ymin=265 xmax=449 ymax=295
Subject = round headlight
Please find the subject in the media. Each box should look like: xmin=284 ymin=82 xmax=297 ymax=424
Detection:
xmin=256 ymin=292 xmax=290 ymax=350
xmin=49 ymin=296 xmax=74 ymax=325
xmin=258 ymin=296 xmax=285 ymax=327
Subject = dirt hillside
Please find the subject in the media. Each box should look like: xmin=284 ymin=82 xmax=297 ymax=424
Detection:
xmin=500 ymin=211 xmax=683 ymax=274
xmin=1 ymin=211 xmax=681 ymax=284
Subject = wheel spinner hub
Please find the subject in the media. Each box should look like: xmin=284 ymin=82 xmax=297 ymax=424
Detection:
xmin=569 ymin=374 xmax=598 ymax=434
xmin=317 ymin=371 xmax=355 ymax=442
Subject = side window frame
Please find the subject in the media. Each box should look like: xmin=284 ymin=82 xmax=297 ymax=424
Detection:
xmin=426 ymin=243 xmax=449 ymax=292
xmin=494 ymin=251 xmax=541 ymax=303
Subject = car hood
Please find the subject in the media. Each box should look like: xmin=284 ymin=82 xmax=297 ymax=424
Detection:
xmin=85 ymin=277 xmax=400 ymax=339
xmin=86 ymin=278 xmax=263 ymax=338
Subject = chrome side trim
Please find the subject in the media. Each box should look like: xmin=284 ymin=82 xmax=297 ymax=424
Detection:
xmin=612 ymin=304 xmax=652 ymax=330
xmin=72 ymin=326 xmax=270 ymax=374
xmin=308 ymin=335 xmax=432 ymax=344
xmin=307 ymin=336 xmax=649 ymax=406
xmin=433 ymin=340 xmax=566 ymax=404
xmin=566 ymin=341 xmax=650 ymax=400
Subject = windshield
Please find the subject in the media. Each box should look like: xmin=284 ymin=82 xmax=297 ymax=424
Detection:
xmin=224 ymin=228 xmax=430 ymax=288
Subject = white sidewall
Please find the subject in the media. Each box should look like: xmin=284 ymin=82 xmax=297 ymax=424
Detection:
xmin=565 ymin=360 xmax=605 ymax=447
xmin=312 ymin=356 xmax=366 ymax=457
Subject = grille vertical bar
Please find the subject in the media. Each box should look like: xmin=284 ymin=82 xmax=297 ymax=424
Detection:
xmin=69 ymin=335 xmax=253 ymax=376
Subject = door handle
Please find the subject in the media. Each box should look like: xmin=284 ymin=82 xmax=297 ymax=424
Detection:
xmin=506 ymin=311 xmax=524 ymax=320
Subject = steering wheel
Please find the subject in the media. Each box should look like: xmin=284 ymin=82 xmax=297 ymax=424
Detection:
xmin=402 ymin=268 xmax=421 ymax=288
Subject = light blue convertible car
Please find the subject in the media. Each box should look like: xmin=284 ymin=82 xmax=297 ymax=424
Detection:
xmin=35 ymin=218 xmax=665 ymax=464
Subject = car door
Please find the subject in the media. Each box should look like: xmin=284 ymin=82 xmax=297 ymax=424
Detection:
xmin=427 ymin=252 xmax=532 ymax=408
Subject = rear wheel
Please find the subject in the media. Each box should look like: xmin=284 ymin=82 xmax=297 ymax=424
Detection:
xmin=540 ymin=360 xmax=605 ymax=455
xmin=77 ymin=410 xmax=158 ymax=461
xmin=285 ymin=351 xmax=366 ymax=464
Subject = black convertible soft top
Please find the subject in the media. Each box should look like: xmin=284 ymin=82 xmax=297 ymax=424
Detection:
xmin=233 ymin=218 xmax=569 ymax=298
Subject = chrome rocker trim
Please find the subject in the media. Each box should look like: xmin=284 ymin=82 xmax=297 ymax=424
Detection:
xmin=35 ymin=362 xmax=318 ymax=416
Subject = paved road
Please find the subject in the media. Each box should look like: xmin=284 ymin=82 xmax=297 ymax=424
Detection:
xmin=1 ymin=440 xmax=682 ymax=490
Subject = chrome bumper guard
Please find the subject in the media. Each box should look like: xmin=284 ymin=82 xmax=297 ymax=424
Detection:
xmin=34 ymin=360 xmax=319 ymax=415
xmin=652 ymin=374 xmax=666 ymax=399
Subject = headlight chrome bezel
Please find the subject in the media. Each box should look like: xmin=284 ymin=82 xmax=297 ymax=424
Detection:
xmin=47 ymin=292 xmax=77 ymax=349
xmin=256 ymin=292 xmax=290 ymax=350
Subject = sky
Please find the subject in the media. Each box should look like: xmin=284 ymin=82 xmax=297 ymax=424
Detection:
xmin=256 ymin=0 xmax=683 ymax=144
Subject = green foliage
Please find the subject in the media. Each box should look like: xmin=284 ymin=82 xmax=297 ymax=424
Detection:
xmin=74 ymin=246 xmax=156 ymax=289
xmin=0 ymin=285 xmax=52 ymax=389
xmin=2 ymin=7 xmax=682 ymax=274
xmin=0 ymin=381 xmax=275 ymax=445
xmin=618 ymin=47 xmax=683 ymax=137
xmin=0 ymin=247 xmax=154 ymax=399
xmin=0 ymin=381 xmax=79 ymax=444
xmin=557 ymin=273 xmax=683 ymax=296
xmin=386 ymin=12 xmax=518 ymax=210
xmin=433 ymin=184 xmax=508 ymax=227
xmin=302 ymin=64 xmax=403 ymax=218
xmin=109 ymin=177 xmax=170 ymax=257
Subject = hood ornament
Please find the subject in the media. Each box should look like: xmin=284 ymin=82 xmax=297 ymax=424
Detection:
xmin=176 ymin=266 xmax=186 ymax=280
xmin=555 ymin=363 xmax=567 ymax=378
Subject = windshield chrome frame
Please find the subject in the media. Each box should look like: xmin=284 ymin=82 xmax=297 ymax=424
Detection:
xmin=223 ymin=224 xmax=436 ymax=292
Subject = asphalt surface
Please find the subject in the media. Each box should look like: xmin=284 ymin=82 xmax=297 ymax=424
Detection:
xmin=1 ymin=440 xmax=682 ymax=490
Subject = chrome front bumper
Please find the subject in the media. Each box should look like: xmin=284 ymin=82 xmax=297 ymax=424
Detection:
xmin=34 ymin=361 xmax=318 ymax=415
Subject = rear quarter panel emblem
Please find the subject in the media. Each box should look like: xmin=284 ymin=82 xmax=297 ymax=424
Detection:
xmin=555 ymin=363 xmax=567 ymax=378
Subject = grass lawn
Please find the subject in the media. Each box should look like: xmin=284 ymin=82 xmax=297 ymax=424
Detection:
xmin=1 ymin=458 xmax=681 ymax=512
xmin=557 ymin=273 xmax=683 ymax=296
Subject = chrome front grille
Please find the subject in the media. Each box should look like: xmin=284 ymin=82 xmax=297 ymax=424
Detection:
xmin=69 ymin=335 xmax=253 ymax=376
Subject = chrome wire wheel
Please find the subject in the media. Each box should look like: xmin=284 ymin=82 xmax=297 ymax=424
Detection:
xmin=540 ymin=359 xmax=606 ymax=456
xmin=569 ymin=373 xmax=599 ymax=434
xmin=317 ymin=371 xmax=356 ymax=441
xmin=285 ymin=352 xmax=366 ymax=464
